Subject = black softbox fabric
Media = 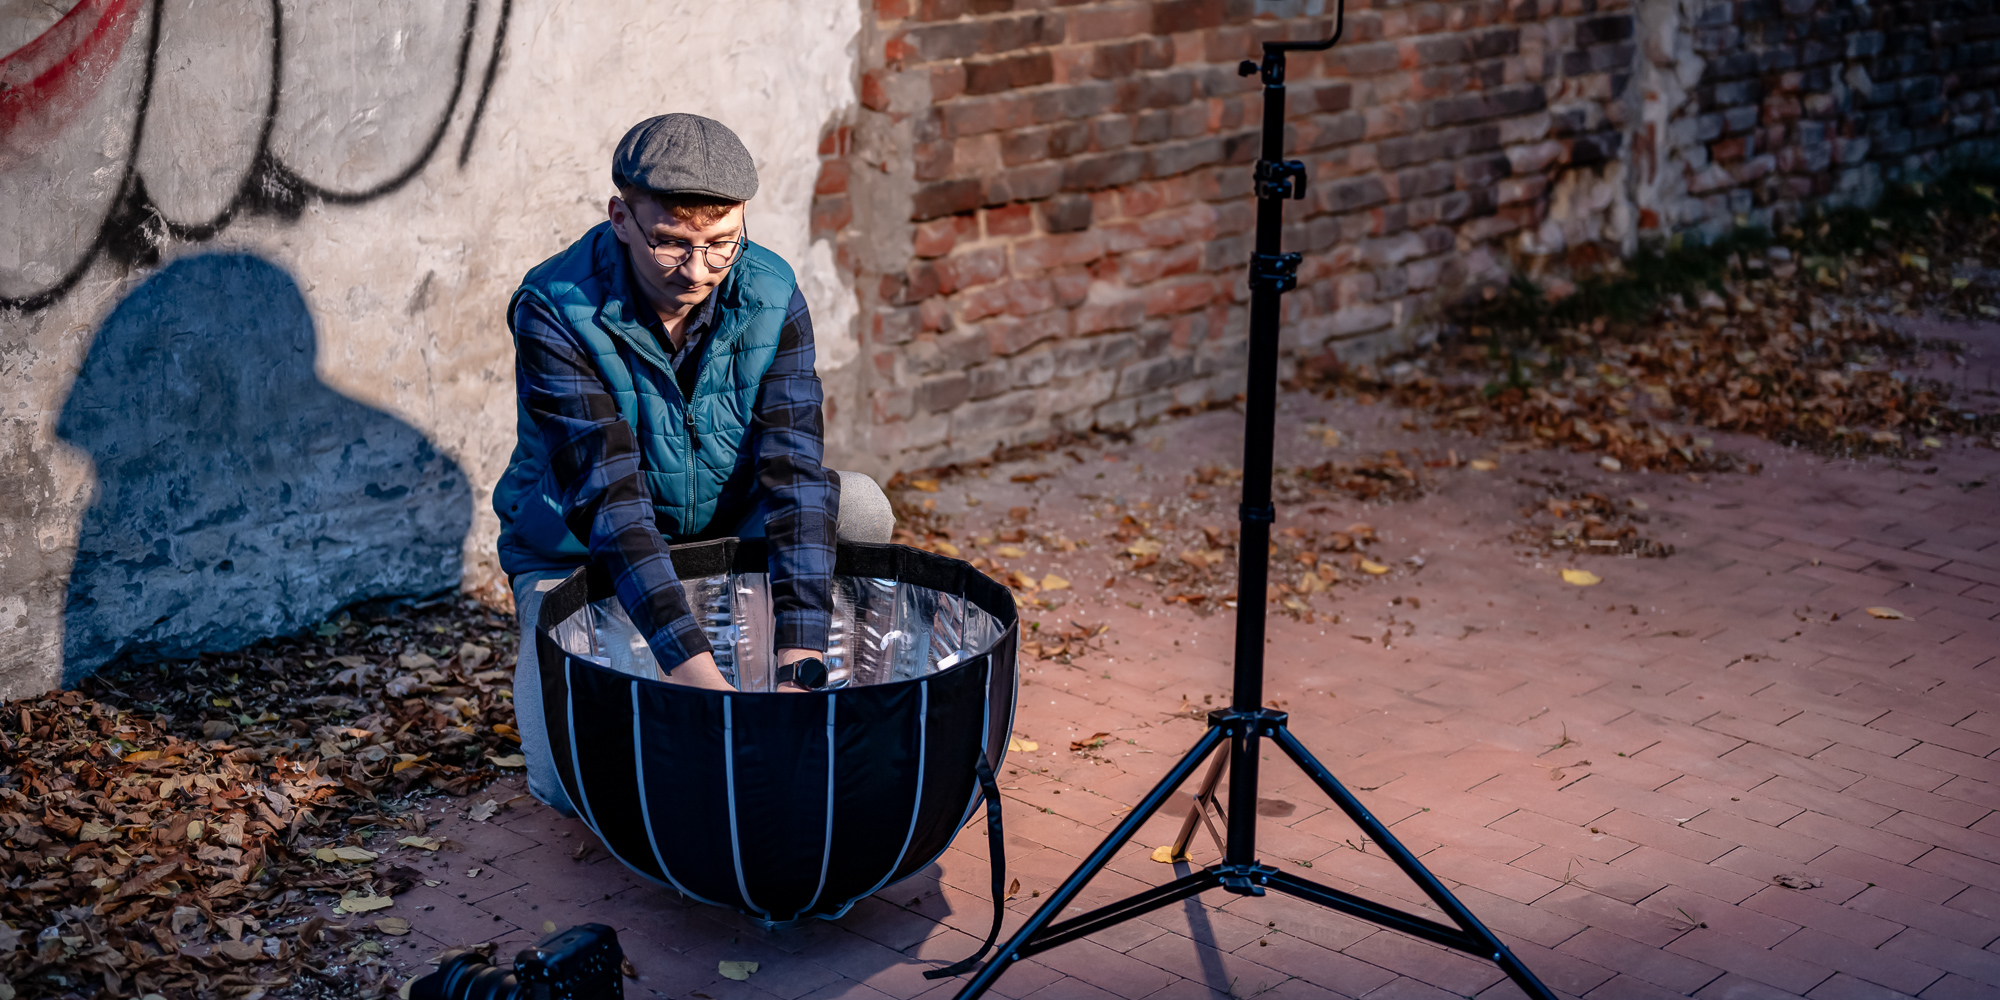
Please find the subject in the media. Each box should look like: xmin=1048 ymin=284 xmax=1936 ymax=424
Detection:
xmin=535 ymin=540 xmax=1018 ymax=925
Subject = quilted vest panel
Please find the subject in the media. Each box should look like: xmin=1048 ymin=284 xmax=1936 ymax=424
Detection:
xmin=494 ymin=222 xmax=796 ymax=575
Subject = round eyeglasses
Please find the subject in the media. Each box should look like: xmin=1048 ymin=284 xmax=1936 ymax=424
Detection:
xmin=622 ymin=206 xmax=745 ymax=270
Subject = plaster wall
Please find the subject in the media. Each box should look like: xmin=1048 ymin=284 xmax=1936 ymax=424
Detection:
xmin=0 ymin=0 xmax=862 ymax=696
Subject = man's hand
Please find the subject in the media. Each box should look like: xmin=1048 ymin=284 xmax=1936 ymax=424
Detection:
xmin=777 ymin=648 xmax=826 ymax=693
xmin=664 ymin=651 xmax=736 ymax=691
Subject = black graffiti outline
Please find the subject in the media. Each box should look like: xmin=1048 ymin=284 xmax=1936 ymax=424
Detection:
xmin=3 ymin=0 xmax=511 ymax=313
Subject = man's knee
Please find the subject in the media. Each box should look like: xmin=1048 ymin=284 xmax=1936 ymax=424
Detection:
xmin=835 ymin=470 xmax=895 ymax=544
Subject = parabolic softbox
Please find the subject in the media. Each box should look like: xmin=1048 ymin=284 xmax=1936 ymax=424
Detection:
xmin=535 ymin=540 xmax=1019 ymax=926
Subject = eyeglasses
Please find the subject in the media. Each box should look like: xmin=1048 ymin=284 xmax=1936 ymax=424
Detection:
xmin=620 ymin=201 xmax=745 ymax=270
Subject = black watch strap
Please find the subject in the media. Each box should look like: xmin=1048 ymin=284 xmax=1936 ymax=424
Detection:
xmin=776 ymin=656 xmax=830 ymax=689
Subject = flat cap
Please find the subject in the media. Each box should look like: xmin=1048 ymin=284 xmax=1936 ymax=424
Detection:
xmin=612 ymin=114 xmax=759 ymax=202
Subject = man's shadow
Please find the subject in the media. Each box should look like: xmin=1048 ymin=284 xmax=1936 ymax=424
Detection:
xmin=58 ymin=252 xmax=472 ymax=682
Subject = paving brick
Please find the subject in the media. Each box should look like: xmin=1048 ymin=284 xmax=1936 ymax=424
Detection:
xmin=1684 ymin=810 xmax=1837 ymax=864
xmin=1668 ymin=926 xmax=1837 ymax=994
xmin=1770 ymin=926 xmax=1946 ymax=995
xmin=1875 ymin=926 xmax=2000 ymax=987
xmin=1779 ymin=812 xmax=1929 ymax=865
xmin=1739 ymin=885 xmax=1902 ymax=948
xmin=1559 ymin=925 xmax=1723 ymax=992
xmin=1804 ymin=971 xmax=1925 ymax=1000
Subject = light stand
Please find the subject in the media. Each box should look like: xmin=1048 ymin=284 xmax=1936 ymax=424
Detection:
xmin=946 ymin=18 xmax=1559 ymax=1000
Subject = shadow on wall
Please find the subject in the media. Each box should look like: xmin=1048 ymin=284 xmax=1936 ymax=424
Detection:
xmin=56 ymin=252 xmax=470 ymax=683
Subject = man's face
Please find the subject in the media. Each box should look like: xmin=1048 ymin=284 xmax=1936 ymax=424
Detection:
xmin=608 ymin=197 xmax=745 ymax=316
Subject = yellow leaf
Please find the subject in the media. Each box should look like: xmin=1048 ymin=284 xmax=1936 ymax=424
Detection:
xmin=909 ymin=479 xmax=939 ymax=493
xmin=1899 ymin=252 xmax=1929 ymax=272
xmin=123 ymin=750 xmax=162 ymax=763
xmin=336 ymin=893 xmax=395 ymax=914
xmin=718 ymin=961 xmax=759 ymax=981
xmin=1598 ymin=456 xmax=1622 ymax=472
xmin=210 ymin=698 xmax=234 ymax=708
xmin=391 ymin=755 xmax=430 ymax=773
xmin=315 ymin=846 xmax=379 ymax=864
xmin=1921 ymin=437 xmax=1943 ymax=448
xmin=79 ymin=821 xmax=119 ymax=842
xmin=1468 ymin=459 xmax=1498 ymax=471
xmin=375 ymin=917 xmax=412 ymax=936
xmin=1007 ymin=737 xmax=1039 ymax=752
xmin=1151 ymin=845 xmax=1189 ymax=863
xmin=398 ymin=836 xmax=442 ymax=852
xmin=1561 ymin=568 xmax=1602 ymax=586
xmin=1125 ymin=538 xmax=1162 ymax=557
xmin=932 ymin=540 xmax=961 ymax=557
xmin=1040 ymin=574 xmax=1071 ymax=591
xmin=996 ymin=545 xmax=1027 ymax=558
xmin=1865 ymin=606 xmax=1910 ymax=620
xmin=1359 ymin=559 xmax=1391 ymax=575
xmin=486 ymin=753 xmax=527 ymax=768
xmin=1012 ymin=571 xmax=1039 ymax=591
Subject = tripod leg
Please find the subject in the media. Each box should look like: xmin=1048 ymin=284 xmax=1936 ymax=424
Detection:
xmin=1271 ymin=727 xmax=1559 ymax=1000
xmin=1169 ymin=752 xmax=1229 ymax=860
xmin=952 ymin=724 xmax=1228 ymax=1000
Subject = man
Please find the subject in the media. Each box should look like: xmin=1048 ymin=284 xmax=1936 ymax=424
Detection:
xmin=494 ymin=114 xmax=892 ymax=814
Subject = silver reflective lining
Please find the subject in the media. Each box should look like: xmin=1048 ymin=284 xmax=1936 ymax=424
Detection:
xmin=552 ymin=574 xmax=1003 ymax=692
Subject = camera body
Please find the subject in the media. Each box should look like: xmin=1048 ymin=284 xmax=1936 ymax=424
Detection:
xmin=409 ymin=923 xmax=623 ymax=1000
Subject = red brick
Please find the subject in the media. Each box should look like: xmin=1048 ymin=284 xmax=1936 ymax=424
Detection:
xmin=1779 ymin=812 xmax=1929 ymax=865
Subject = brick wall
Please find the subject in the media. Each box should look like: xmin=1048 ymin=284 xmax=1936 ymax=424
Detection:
xmin=811 ymin=0 xmax=1996 ymax=473
xmin=1636 ymin=0 xmax=1999 ymax=233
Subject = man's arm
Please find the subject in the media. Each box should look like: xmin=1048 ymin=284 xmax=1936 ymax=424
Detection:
xmin=750 ymin=287 xmax=840 ymax=655
xmin=512 ymin=295 xmax=727 ymax=684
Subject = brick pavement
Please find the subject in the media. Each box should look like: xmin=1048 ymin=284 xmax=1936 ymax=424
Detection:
xmin=374 ymin=322 xmax=2000 ymax=1000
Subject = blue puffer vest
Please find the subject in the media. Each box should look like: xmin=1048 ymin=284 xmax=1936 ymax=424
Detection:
xmin=493 ymin=221 xmax=796 ymax=576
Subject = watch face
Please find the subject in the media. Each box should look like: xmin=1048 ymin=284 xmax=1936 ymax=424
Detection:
xmin=796 ymin=657 xmax=830 ymax=689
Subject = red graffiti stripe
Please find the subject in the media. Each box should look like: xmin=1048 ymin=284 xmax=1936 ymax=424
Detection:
xmin=0 ymin=0 xmax=143 ymax=154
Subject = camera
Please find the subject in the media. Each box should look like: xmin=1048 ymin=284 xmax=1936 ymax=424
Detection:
xmin=408 ymin=923 xmax=623 ymax=1000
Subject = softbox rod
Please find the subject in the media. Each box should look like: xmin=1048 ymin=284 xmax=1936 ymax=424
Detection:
xmin=945 ymin=12 xmax=1557 ymax=1000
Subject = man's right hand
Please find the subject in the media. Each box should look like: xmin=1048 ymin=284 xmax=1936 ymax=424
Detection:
xmin=665 ymin=651 xmax=737 ymax=691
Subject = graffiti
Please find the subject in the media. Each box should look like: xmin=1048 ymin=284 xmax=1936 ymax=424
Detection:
xmin=0 ymin=0 xmax=511 ymax=311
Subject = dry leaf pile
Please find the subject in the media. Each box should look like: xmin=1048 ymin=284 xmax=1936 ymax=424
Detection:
xmin=1 ymin=599 xmax=520 ymax=999
xmin=1508 ymin=477 xmax=1673 ymax=559
xmin=1294 ymin=182 xmax=2000 ymax=466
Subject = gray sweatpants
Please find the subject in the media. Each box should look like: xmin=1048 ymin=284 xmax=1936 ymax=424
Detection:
xmin=510 ymin=470 xmax=894 ymax=816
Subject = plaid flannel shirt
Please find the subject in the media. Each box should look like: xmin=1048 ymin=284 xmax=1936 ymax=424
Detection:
xmin=510 ymin=259 xmax=837 ymax=668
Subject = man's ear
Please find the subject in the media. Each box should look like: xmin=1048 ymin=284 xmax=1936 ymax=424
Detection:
xmin=607 ymin=196 xmax=630 ymax=244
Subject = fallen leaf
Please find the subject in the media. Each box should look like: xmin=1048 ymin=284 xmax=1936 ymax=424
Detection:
xmin=1468 ymin=459 xmax=1498 ymax=471
xmin=718 ymin=961 xmax=760 ymax=981
xmin=1151 ymin=845 xmax=1189 ymax=863
xmin=468 ymin=799 xmax=500 ymax=822
xmin=995 ymin=545 xmax=1027 ymax=558
xmin=314 ymin=846 xmax=379 ymax=864
xmin=931 ymin=540 xmax=961 ymax=557
xmin=1598 ymin=456 xmax=1623 ymax=472
xmin=543 ymin=921 xmax=558 ymax=934
xmin=1070 ymin=732 xmax=1111 ymax=751
xmin=1040 ymin=574 xmax=1071 ymax=591
xmin=1561 ymin=568 xmax=1602 ymax=586
xmin=1358 ymin=559 xmax=1391 ymax=575
xmin=375 ymin=917 xmax=412 ymax=936
xmin=1125 ymin=539 xmax=1163 ymax=557
xmin=486 ymin=753 xmax=527 ymax=768
xmin=336 ymin=893 xmax=395 ymax=914
xmin=466 ymin=868 xmax=482 ymax=878
xmin=1864 ymin=607 xmax=1909 ymax=620
xmin=215 ymin=939 xmax=263 ymax=961
xmin=1007 ymin=737 xmax=1039 ymax=752
xmin=398 ymin=836 xmax=442 ymax=852
xmin=909 ymin=479 xmax=939 ymax=493
xmin=1772 ymin=873 xmax=1823 ymax=890
xmin=1012 ymin=571 xmax=1039 ymax=592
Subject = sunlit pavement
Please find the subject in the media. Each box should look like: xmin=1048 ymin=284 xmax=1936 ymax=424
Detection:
xmin=385 ymin=320 xmax=2000 ymax=1000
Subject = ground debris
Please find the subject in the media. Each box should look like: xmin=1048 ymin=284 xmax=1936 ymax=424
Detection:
xmin=0 ymin=598 xmax=517 ymax=999
xmin=1292 ymin=177 xmax=2000 ymax=465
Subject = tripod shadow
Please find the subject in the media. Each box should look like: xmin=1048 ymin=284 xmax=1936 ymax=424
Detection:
xmin=57 ymin=252 xmax=471 ymax=681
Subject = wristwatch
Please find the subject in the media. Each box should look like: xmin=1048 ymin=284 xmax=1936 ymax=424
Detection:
xmin=776 ymin=656 xmax=831 ymax=690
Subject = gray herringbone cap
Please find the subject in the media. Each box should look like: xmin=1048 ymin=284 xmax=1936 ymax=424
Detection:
xmin=612 ymin=114 xmax=759 ymax=202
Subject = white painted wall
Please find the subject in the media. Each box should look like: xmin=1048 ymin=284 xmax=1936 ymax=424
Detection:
xmin=0 ymin=0 xmax=862 ymax=697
